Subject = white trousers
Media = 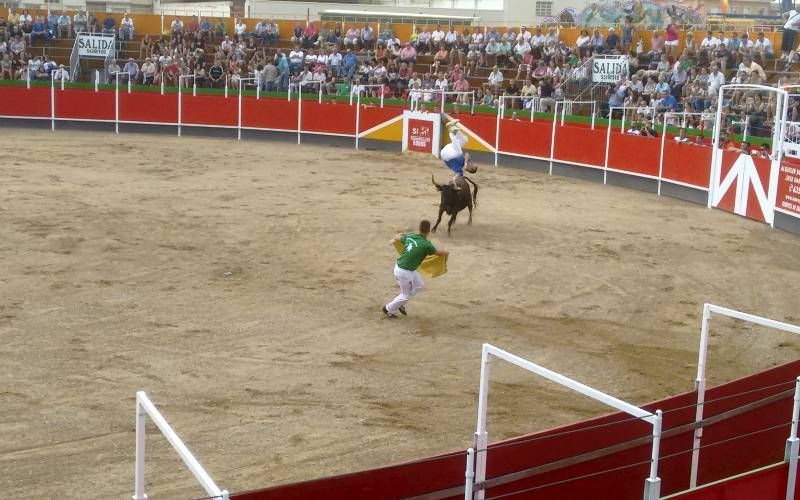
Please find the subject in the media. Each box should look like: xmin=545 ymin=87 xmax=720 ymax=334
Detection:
xmin=386 ymin=264 xmax=424 ymax=314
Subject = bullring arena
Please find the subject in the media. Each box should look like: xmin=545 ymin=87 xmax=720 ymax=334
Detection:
xmin=4 ymin=3 xmax=800 ymax=500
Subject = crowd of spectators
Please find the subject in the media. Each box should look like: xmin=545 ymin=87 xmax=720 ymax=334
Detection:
xmin=1 ymin=6 xmax=799 ymax=143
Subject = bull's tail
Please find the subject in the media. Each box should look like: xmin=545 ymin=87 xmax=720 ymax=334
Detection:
xmin=464 ymin=176 xmax=478 ymax=208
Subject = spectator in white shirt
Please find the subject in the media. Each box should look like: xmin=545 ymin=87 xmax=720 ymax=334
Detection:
xmin=120 ymin=13 xmax=134 ymax=41
xmin=754 ymin=32 xmax=773 ymax=57
xmin=430 ymin=25 xmax=445 ymax=50
xmin=487 ymin=65 xmax=503 ymax=89
xmin=707 ymin=64 xmax=725 ymax=96
xmin=170 ymin=17 xmax=183 ymax=40
xmin=122 ymin=57 xmax=139 ymax=83
xmin=444 ymin=28 xmax=458 ymax=48
xmin=700 ymin=31 xmax=719 ymax=49
xmin=53 ymin=64 xmax=69 ymax=81
xmin=234 ymin=18 xmax=246 ymax=39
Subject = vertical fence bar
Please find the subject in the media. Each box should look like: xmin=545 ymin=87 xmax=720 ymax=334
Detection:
xmin=785 ymin=377 xmax=800 ymax=500
xmin=224 ymin=75 xmax=228 ymax=98
xmin=133 ymin=394 xmax=147 ymax=500
xmin=603 ymin=109 xmax=612 ymax=185
xmin=690 ymin=303 xmax=712 ymax=488
xmin=297 ymin=82 xmax=303 ymax=144
xmin=128 ymin=76 xmax=132 ymax=94
xmin=318 ymin=81 xmax=323 ymax=103
xmin=355 ymin=90 xmax=361 ymax=150
xmin=95 ymin=70 xmax=99 ymax=92
xmin=177 ymin=78 xmax=182 ymax=137
xmin=161 ymin=72 xmax=164 ymax=95
xmin=380 ymin=91 xmax=384 ymax=109
xmin=494 ymin=99 xmax=501 ymax=167
xmin=591 ymin=102 xmax=596 ymax=130
xmin=474 ymin=346 xmax=491 ymax=500
xmin=644 ymin=410 xmax=663 ymax=500
xmin=464 ymin=448 xmax=475 ymax=500
xmin=549 ymin=103 xmax=558 ymax=175
xmin=115 ymin=73 xmax=119 ymax=134
xmin=237 ymin=80 xmax=243 ymax=141
xmin=50 ymin=73 xmax=55 ymax=131
xmin=658 ymin=114 xmax=667 ymax=196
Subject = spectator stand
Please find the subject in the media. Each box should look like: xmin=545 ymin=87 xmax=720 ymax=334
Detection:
xmin=349 ymin=84 xmax=385 ymax=108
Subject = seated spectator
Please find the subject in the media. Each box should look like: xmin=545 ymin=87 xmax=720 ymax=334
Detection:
xmin=590 ymin=29 xmax=604 ymax=55
xmin=121 ymin=57 xmax=138 ymax=83
xmin=399 ymin=42 xmax=417 ymax=66
xmin=0 ymin=53 xmax=12 ymax=80
xmin=30 ymin=16 xmax=49 ymax=45
xmin=101 ymin=13 xmax=116 ymax=36
xmin=234 ymin=17 xmax=246 ymax=40
xmin=52 ymin=63 xmax=69 ymax=81
xmin=487 ymin=65 xmax=503 ymax=90
xmin=73 ymin=10 xmax=88 ymax=36
xmin=171 ymin=17 xmax=183 ymax=41
xmin=361 ymin=24 xmax=374 ymax=51
xmin=87 ymin=12 xmax=99 ymax=34
xmin=107 ymin=58 xmax=121 ymax=81
xmin=754 ymin=32 xmax=774 ymax=59
xmin=120 ymin=13 xmax=134 ymax=41
xmin=605 ymin=27 xmax=619 ymax=54
xmin=302 ymin=22 xmax=319 ymax=48
xmin=215 ymin=18 xmax=227 ymax=39
xmin=56 ymin=11 xmax=71 ymax=38
xmin=141 ymin=58 xmax=157 ymax=85
xmin=344 ymin=25 xmax=360 ymax=50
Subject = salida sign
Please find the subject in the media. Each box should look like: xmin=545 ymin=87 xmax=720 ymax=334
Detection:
xmin=592 ymin=56 xmax=629 ymax=83
xmin=77 ymin=34 xmax=115 ymax=57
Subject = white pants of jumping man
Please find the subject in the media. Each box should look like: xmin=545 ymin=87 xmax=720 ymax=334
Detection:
xmin=386 ymin=264 xmax=424 ymax=315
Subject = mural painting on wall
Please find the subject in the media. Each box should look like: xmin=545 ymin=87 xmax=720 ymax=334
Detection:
xmin=543 ymin=0 xmax=706 ymax=28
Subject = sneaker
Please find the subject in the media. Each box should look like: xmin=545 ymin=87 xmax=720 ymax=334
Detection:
xmin=398 ymin=306 xmax=407 ymax=316
xmin=382 ymin=306 xmax=397 ymax=318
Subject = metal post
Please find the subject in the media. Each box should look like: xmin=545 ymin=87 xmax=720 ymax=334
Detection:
xmin=177 ymin=78 xmax=182 ymax=137
xmin=560 ymin=102 xmax=566 ymax=126
xmin=318 ymin=80 xmax=323 ymax=103
xmin=380 ymin=91 xmax=384 ymax=108
xmin=440 ymin=89 xmax=445 ymax=115
xmin=128 ymin=76 xmax=132 ymax=94
xmin=50 ymin=72 xmax=55 ymax=131
xmin=786 ymin=377 xmax=800 ymax=500
xmin=60 ymin=70 xmax=65 ymax=90
xmin=493 ymin=99 xmax=501 ymax=167
xmin=355 ymin=90 xmax=362 ymax=150
xmin=591 ymin=102 xmax=596 ymax=130
xmin=26 ymin=64 xmax=30 ymax=89
xmin=192 ymin=78 xmax=196 ymax=97
xmin=603 ymin=109 xmax=612 ymax=184
xmin=297 ymin=81 xmax=303 ymax=144
xmin=95 ymin=70 xmax=99 ymax=92
xmin=549 ymin=103 xmax=557 ymax=175
xmin=474 ymin=345 xmax=491 ymax=500
xmin=464 ymin=448 xmax=475 ymax=500
xmin=133 ymin=393 xmax=147 ymax=500
xmin=708 ymin=86 xmax=725 ymax=208
xmin=644 ymin=410 xmax=663 ymax=500
xmin=115 ymin=73 xmax=119 ymax=135
xmin=470 ymin=91 xmax=475 ymax=115
xmin=621 ymin=108 xmax=626 ymax=134
xmin=690 ymin=303 xmax=712 ymax=488
xmin=224 ymin=75 xmax=228 ymax=99
xmin=160 ymin=72 xmax=164 ymax=95
xmin=658 ymin=114 xmax=667 ymax=196
xmin=238 ymin=80 xmax=243 ymax=141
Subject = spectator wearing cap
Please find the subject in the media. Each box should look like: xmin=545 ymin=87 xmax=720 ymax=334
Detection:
xmin=53 ymin=63 xmax=69 ymax=81
xmin=120 ymin=13 xmax=134 ymax=41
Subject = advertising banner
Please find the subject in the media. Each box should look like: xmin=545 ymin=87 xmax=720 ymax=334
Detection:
xmin=407 ymin=119 xmax=433 ymax=153
xmin=777 ymin=159 xmax=800 ymax=217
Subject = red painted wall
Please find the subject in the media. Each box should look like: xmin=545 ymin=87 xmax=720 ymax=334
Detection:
xmin=670 ymin=462 xmax=794 ymax=500
xmin=242 ymin=97 xmax=298 ymax=131
xmin=553 ymin=124 xmax=606 ymax=167
xmin=661 ymin=141 xmax=712 ymax=188
xmin=231 ymin=360 xmax=800 ymax=500
xmin=0 ymin=86 xmax=50 ymax=118
xmin=119 ymin=91 xmax=178 ymax=124
xmin=55 ymin=88 xmax=115 ymax=121
xmin=181 ymin=93 xmax=237 ymax=127
xmin=300 ymin=100 xmax=356 ymax=135
xmin=498 ymin=120 xmax=552 ymax=158
xmin=608 ymin=132 xmax=662 ymax=177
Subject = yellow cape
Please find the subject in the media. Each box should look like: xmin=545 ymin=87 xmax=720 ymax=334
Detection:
xmin=393 ymin=240 xmax=448 ymax=278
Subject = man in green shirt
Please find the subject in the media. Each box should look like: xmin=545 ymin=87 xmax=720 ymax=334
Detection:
xmin=383 ymin=220 xmax=448 ymax=318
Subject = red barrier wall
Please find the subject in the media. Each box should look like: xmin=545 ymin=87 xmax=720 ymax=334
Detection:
xmin=0 ymin=86 xmax=50 ymax=118
xmin=357 ymin=105 xmax=403 ymax=133
xmin=301 ymin=100 xmax=356 ymax=135
xmin=231 ymin=360 xmax=800 ymax=500
xmin=661 ymin=141 xmax=713 ymax=189
xmin=55 ymin=88 xmax=115 ymax=121
xmin=670 ymin=462 xmax=794 ymax=500
xmin=181 ymin=93 xmax=237 ymax=127
xmin=498 ymin=120 xmax=552 ymax=158
xmin=242 ymin=97 xmax=298 ymax=131
xmin=119 ymin=91 xmax=178 ymax=124
xmin=553 ymin=124 xmax=606 ymax=167
xmin=608 ymin=132 xmax=662 ymax=177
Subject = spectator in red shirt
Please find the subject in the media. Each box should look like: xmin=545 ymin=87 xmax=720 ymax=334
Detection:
xmin=303 ymin=23 xmax=319 ymax=48
xmin=399 ymin=42 xmax=417 ymax=66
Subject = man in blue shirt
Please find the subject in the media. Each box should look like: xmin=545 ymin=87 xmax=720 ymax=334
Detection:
xmin=102 ymin=13 xmax=115 ymax=36
xmin=276 ymin=51 xmax=289 ymax=90
xmin=30 ymin=16 xmax=49 ymax=44
xmin=343 ymin=49 xmax=358 ymax=82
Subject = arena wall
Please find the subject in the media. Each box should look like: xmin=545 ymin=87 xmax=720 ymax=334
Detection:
xmin=1 ymin=83 xmax=798 ymax=237
xmin=229 ymin=359 xmax=800 ymax=499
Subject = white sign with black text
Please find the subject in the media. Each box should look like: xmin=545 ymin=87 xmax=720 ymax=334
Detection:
xmin=77 ymin=34 xmax=115 ymax=57
xmin=592 ymin=56 xmax=629 ymax=83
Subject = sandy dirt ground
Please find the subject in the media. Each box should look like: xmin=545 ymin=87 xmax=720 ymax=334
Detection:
xmin=1 ymin=129 xmax=800 ymax=499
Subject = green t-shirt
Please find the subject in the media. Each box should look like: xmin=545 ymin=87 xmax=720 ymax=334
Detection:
xmin=397 ymin=233 xmax=436 ymax=271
